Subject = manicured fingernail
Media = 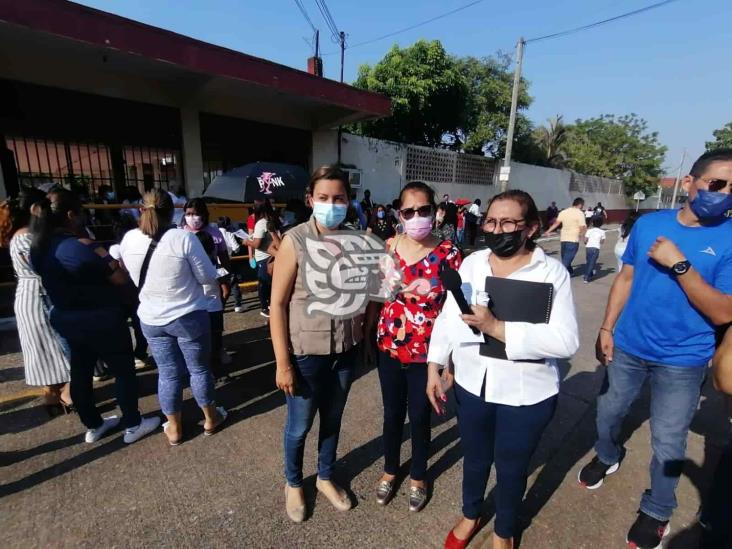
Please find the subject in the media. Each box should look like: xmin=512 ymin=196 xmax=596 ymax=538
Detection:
xmin=440 ymin=395 xmax=447 ymax=402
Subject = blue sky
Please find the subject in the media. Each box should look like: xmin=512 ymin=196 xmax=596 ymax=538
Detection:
xmin=74 ymin=0 xmax=731 ymax=174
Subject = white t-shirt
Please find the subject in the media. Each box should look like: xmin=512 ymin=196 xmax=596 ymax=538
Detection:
xmin=468 ymin=203 xmax=481 ymax=217
xmin=585 ymin=227 xmax=606 ymax=249
xmin=253 ymin=218 xmax=272 ymax=262
xmin=108 ymin=243 xmax=122 ymax=261
xmin=120 ymin=228 xmax=218 ymax=326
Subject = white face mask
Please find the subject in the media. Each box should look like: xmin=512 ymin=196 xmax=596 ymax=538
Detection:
xmin=185 ymin=214 xmax=204 ymax=230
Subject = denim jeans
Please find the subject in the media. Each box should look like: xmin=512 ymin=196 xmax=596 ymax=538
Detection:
xmin=256 ymin=259 xmax=272 ymax=311
xmin=594 ymin=347 xmax=705 ymax=521
xmin=52 ymin=307 xmax=141 ymax=430
xmin=584 ymin=247 xmax=600 ymax=282
xmin=283 ymin=347 xmax=357 ymax=487
xmin=560 ymin=241 xmax=579 ymax=274
xmin=455 ymin=383 xmax=557 ymax=538
xmin=456 ymin=228 xmax=464 ymax=244
xmin=141 ymin=309 xmax=215 ymax=416
xmin=229 ymin=273 xmax=243 ymax=308
xmin=377 ymin=351 xmax=431 ymax=481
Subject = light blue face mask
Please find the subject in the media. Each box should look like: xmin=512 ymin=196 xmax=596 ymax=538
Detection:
xmin=312 ymin=201 xmax=347 ymax=229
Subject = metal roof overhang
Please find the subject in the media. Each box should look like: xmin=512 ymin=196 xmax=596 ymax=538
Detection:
xmin=0 ymin=0 xmax=391 ymax=130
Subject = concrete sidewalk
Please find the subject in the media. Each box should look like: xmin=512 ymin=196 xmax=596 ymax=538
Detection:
xmin=0 ymin=236 xmax=728 ymax=548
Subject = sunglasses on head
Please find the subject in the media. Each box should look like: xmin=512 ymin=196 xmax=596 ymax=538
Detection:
xmin=400 ymin=205 xmax=433 ymax=220
xmin=698 ymin=177 xmax=732 ymax=192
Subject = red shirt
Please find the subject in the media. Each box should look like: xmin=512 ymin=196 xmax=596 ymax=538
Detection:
xmin=377 ymin=239 xmax=462 ymax=363
xmin=457 ymin=211 xmax=465 ymax=229
xmin=246 ymin=214 xmax=256 ymax=232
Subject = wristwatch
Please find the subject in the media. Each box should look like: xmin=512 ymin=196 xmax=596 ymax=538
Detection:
xmin=672 ymin=260 xmax=691 ymax=276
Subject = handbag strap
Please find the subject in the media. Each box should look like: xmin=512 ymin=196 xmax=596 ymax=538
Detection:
xmin=138 ymin=227 xmax=172 ymax=291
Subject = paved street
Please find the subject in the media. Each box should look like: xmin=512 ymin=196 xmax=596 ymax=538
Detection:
xmin=0 ymin=234 xmax=728 ymax=548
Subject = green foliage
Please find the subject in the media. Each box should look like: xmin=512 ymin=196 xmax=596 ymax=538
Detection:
xmin=532 ymin=115 xmax=568 ymax=168
xmin=563 ymin=114 xmax=667 ymax=196
xmin=448 ymin=54 xmax=532 ymax=156
xmin=706 ymin=122 xmax=732 ymax=151
xmin=351 ymin=40 xmax=467 ymax=147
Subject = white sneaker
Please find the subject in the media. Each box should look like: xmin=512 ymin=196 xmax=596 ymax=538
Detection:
xmin=134 ymin=358 xmax=147 ymax=369
xmin=85 ymin=415 xmax=120 ymax=443
xmin=220 ymin=348 xmax=232 ymax=365
xmin=123 ymin=416 xmax=161 ymax=444
xmin=234 ymin=306 xmax=245 ymax=313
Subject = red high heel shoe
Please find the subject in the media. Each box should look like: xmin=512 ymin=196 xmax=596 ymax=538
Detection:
xmin=444 ymin=518 xmax=482 ymax=549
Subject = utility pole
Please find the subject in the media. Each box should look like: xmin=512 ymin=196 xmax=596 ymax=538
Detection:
xmin=339 ymin=31 xmax=346 ymax=83
xmin=501 ymin=37 xmax=525 ymax=193
xmin=670 ymin=148 xmax=687 ymax=210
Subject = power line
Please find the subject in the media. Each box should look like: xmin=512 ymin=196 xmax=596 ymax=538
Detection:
xmin=526 ymin=0 xmax=680 ymax=44
xmin=293 ymin=0 xmax=318 ymax=34
xmin=315 ymin=0 xmax=341 ymax=42
xmin=347 ymin=0 xmax=486 ymax=50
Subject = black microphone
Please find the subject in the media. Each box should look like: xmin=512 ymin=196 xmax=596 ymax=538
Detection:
xmin=439 ymin=268 xmax=480 ymax=335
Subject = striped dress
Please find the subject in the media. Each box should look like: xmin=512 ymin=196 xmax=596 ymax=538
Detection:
xmin=10 ymin=232 xmax=70 ymax=386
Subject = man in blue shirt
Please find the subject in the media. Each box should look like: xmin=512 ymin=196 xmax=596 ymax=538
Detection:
xmin=577 ymin=149 xmax=732 ymax=549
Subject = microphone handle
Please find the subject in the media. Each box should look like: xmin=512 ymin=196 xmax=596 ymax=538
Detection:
xmin=450 ymin=289 xmax=481 ymax=335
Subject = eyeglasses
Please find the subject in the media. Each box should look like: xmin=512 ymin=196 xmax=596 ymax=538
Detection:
xmin=697 ymin=177 xmax=732 ymax=192
xmin=400 ymin=205 xmax=433 ymax=220
xmin=483 ymin=218 xmax=526 ymax=233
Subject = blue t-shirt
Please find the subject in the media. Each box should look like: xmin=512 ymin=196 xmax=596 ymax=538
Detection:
xmin=31 ymin=234 xmax=120 ymax=311
xmin=614 ymin=209 xmax=732 ymax=366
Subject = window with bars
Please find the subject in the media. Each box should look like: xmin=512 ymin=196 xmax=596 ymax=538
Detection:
xmin=5 ymin=136 xmax=182 ymax=197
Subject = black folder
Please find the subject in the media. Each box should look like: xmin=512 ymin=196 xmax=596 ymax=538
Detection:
xmin=478 ymin=276 xmax=554 ymax=360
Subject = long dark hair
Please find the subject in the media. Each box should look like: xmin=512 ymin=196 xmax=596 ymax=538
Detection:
xmin=31 ymin=188 xmax=83 ymax=251
xmin=254 ymin=200 xmax=281 ymax=232
xmin=438 ymin=201 xmax=458 ymax=228
xmin=620 ymin=211 xmax=640 ymax=239
xmin=485 ymin=189 xmax=542 ymax=251
xmin=0 ymin=187 xmax=46 ymax=247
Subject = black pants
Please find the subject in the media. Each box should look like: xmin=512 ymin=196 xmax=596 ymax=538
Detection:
xmin=130 ymin=309 xmax=147 ymax=360
xmin=53 ymin=307 xmax=141 ymax=430
xmin=455 ymin=382 xmax=556 ymax=538
xmin=209 ymin=310 xmax=224 ymax=378
xmin=256 ymin=259 xmax=272 ymax=311
xmin=377 ymin=351 xmax=431 ymax=481
xmin=466 ymin=221 xmax=478 ymax=246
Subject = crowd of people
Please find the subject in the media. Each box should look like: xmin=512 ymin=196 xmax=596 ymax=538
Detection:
xmin=1 ymin=149 xmax=732 ymax=549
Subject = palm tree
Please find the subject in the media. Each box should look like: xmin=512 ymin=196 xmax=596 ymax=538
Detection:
xmin=534 ymin=115 xmax=568 ymax=168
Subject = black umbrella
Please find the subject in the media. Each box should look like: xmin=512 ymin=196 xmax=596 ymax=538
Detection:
xmin=203 ymin=162 xmax=309 ymax=203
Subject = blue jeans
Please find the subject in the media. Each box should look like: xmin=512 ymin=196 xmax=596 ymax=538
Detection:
xmin=594 ymin=347 xmax=705 ymax=521
xmin=283 ymin=347 xmax=356 ymax=487
xmin=377 ymin=351 xmax=431 ymax=481
xmin=560 ymin=241 xmax=579 ymax=274
xmin=456 ymin=228 xmax=464 ymax=244
xmin=455 ymin=383 xmax=557 ymax=538
xmin=141 ymin=309 xmax=215 ymax=416
xmin=256 ymin=259 xmax=272 ymax=311
xmin=584 ymin=247 xmax=600 ymax=282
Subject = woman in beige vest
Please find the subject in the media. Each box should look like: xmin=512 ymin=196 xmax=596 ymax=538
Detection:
xmin=270 ymin=165 xmax=364 ymax=523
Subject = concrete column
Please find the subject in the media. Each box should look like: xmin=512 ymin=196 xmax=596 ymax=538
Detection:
xmin=180 ymin=106 xmax=204 ymax=197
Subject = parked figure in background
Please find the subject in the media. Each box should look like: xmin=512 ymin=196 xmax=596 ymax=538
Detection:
xmin=270 ymin=165 xmax=362 ymax=523
xmin=545 ymin=201 xmax=559 ymax=230
xmin=31 ymin=189 xmax=159 ymax=444
xmin=614 ymin=212 xmax=640 ymax=272
xmin=243 ymin=201 xmax=281 ymax=318
xmin=367 ymin=204 xmax=395 ymax=241
xmin=121 ymin=190 xmax=226 ymax=446
xmin=465 ymin=198 xmax=481 ymax=246
xmin=583 ymin=217 xmax=606 ymax=283
xmin=456 ymin=207 xmax=465 ymax=244
xmin=580 ymin=149 xmax=732 ymax=549
xmin=592 ymin=201 xmax=608 ymax=224
xmin=428 ymin=190 xmax=579 ymax=549
xmin=361 ymin=188 xmax=374 ymax=221
xmin=544 ymin=197 xmax=587 ymax=275
xmin=367 ymin=182 xmax=461 ymax=512
xmin=0 ymin=188 xmax=72 ymax=414
xmin=434 ymin=201 xmax=458 ymax=243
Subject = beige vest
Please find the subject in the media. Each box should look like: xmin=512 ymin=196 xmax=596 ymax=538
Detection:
xmin=287 ymin=218 xmax=364 ymax=356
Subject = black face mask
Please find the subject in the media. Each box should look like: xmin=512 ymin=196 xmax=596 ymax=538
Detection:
xmin=483 ymin=229 xmax=526 ymax=257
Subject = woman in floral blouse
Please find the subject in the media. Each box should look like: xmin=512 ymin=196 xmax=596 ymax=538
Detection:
xmin=366 ymin=181 xmax=462 ymax=513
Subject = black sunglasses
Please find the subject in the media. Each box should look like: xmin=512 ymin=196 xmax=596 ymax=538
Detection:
xmin=400 ymin=205 xmax=433 ymax=220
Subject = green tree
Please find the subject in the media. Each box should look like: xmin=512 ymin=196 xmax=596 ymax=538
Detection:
xmin=706 ymin=122 xmax=732 ymax=151
xmin=533 ymin=115 xmax=568 ymax=168
xmin=448 ymin=54 xmax=533 ymax=157
xmin=563 ymin=114 xmax=667 ymax=196
xmin=351 ymin=40 xmax=467 ymax=147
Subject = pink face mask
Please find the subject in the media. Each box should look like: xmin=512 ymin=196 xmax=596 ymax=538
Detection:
xmin=403 ymin=215 xmax=433 ymax=240
xmin=185 ymin=215 xmax=203 ymax=230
